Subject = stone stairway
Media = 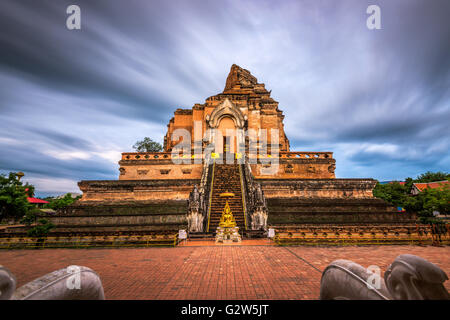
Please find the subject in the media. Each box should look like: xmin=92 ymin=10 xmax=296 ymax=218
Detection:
xmin=207 ymin=163 xmax=246 ymax=233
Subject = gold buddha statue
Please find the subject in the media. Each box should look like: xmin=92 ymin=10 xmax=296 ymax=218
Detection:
xmin=219 ymin=201 xmax=237 ymax=228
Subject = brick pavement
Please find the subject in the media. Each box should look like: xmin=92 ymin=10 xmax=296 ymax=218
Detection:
xmin=0 ymin=244 xmax=448 ymax=299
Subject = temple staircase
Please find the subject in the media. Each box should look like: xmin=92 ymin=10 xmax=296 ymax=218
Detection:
xmin=207 ymin=163 xmax=247 ymax=233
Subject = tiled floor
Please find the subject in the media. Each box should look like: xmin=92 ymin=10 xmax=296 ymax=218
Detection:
xmin=179 ymin=239 xmax=273 ymax=246
xmin=1 ymin=244 xmax=448 ymax=299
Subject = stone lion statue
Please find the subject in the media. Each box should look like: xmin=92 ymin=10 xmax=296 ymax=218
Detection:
xmin=1 ymin=265 xmax=104 ymax=300
xmin=320 ymin=254 xmax=449 ymax=300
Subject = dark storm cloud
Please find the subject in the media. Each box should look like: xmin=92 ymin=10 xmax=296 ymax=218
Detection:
xmin=0 ymin=1 xmax=172 ymax=123
xmin=281 ymin=0 xmax=450 ymax=178
xmin=289 ymin=10 xmax=449 ymax=124
xmin=0 ymin=0 xmax=449 ymax=195
xmin=28 ymin=127 xmax=94 ymax=150
xmin=0 ymin=143 xmax=116 ymax=180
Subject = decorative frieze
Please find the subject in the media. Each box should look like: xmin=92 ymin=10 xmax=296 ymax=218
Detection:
xmin=272 ymin=224 xmax=448 ymax=245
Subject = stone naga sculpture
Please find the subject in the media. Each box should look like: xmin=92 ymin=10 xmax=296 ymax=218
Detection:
xmin=250 ymin=183 xmax=268 ymax=231
xmin=0 ymin=265 xmax=105 ymax=300
xmin=187 ymin=184 xmax=204 ymax=233
xmin=320 ymin=254 xmax=450 ymax=300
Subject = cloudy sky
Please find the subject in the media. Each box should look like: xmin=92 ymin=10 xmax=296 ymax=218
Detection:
xmin=1 ymin=0 xmax=449 ymax=197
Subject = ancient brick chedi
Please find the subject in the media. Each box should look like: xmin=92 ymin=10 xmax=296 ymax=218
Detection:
xmin=117 ymin=64 xmax=334 ymax=182
xmin=45 ymin=65 xmax=415 ymax=237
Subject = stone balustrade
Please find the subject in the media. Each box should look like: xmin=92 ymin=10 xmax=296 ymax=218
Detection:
xmin=0 ymin=233 xmax=180 ymax=249
xmin=121 ymin=151 xmax=334 ymax=161
xmin=249 ymin=151 xmax=333 ymax=159
xmin=121 ymin=152 xmax=174 ymax=160
xmin=278 ymin=151 xmax=333 ymax=159
xmin=272 ymin=224 xmax=449 ymax=245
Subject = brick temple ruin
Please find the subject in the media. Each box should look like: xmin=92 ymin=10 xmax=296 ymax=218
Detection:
xmin=22 ymin=64 xmax=434 ymax=245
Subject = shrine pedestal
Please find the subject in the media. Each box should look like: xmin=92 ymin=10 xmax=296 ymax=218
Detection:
xmin=215 ymin=226 xmax=241 ymax=243
xmin=214 ymin=200 xmax=242 ymax=243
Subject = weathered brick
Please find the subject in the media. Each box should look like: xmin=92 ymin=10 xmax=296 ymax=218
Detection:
xmin=0 ymin=245 xmax=448 ymax=299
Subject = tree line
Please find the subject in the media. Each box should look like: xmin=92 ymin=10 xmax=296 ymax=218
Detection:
xmin=1 ymin=164 xmax=448 ymax=237
xmin=373 ymin=171 xmax=450 ymax=224
xmin=0 ymin=173 xmax=79 ymax=237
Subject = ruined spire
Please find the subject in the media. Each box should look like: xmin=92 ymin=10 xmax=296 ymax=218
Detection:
xmin=223 ymin=64 xmax=258 ymax=92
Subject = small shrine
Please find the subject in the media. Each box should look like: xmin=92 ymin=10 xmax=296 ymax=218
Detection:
xmin=215 ymin=201 xmax=242 ymax=243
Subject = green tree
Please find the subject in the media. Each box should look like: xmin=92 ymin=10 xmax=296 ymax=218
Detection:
xmin=20 ymin=208 xmax=41 ymax=226
xmin=0 ymin=172 xmax=34 ymax=221
xmin=19 ymin=203 xmax=55 ymax=238
xmin=44 ymin=193 xmax=80 ymax=210
xmin=415 ymin=171 xmax=449 ymax=183
xmin=373 ymin=172 xmax=450 ymax=225
xmin=27 ymin=218 xmax=54 ymax=238
xmin=132 ymin=137 xmax=163 ymax=152
xmin=372 ymin=182 xmax=409 ymax=207
xmin=415 ymin=184 xmax=450 ymax=224
xmin=404 ymin=177 xmax=414 ymax=193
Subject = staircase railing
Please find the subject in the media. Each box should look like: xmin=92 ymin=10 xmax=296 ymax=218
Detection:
xmin=238 ymin=163 xmax=248 ymax=230
xmin=205 ymin=159 xmax=216 ymax=232
xmin=239 ymin=155 xmax=268 ymax=230
xmin=187 ymin=153 xmax=214 ymax=233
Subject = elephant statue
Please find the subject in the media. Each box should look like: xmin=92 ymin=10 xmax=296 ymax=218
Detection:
xmin=320 ymin=254 xmax=449 ymax=300
xmin=0 ymin=265 xmax=105 ymax=300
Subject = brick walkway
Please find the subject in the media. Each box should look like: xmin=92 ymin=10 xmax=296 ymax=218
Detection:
xmin=1 ymin=244 xmax=449 ymax=299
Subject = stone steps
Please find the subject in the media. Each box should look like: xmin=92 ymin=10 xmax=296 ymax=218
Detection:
xmin=207 ymin=163 xmax=246 ymax=232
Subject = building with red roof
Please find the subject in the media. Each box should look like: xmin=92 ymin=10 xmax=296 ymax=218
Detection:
xmin=411 ymin=180 xmax=449 ymax=195
xmin=27 ymin=197 xmax=49 ymax=208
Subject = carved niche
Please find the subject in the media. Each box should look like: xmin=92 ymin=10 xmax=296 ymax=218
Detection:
xmin=137 ymin=169 xmax=149 ymax=176
xmin=207 ymin=99 xmax=246 ymax=129
xmin=182 ymin=169 xmax=192 ymax=175
xmin=328 ymin=164 xmax=336 ymax=174
xmin=307 ymin=165 xmax=316 ymax=173
xmin=285 ymin=163 xmax=294 ymax=174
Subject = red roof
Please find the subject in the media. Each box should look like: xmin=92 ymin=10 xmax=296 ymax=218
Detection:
xmin=27 ymin=197 xmax=49 ymax=204
xmin=389 ymin=181 xmax=405 ymax=185
xmin=413 ymin=180 xmax=449 ymax=192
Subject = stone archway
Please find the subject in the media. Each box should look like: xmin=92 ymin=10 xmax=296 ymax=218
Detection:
xmin=206 ymin=99 xmax=247 ymax=154
xmin=207 ymin=98 xmax=246 ymax=129
xmin=218 ymin=116 xmax=237 ymax=153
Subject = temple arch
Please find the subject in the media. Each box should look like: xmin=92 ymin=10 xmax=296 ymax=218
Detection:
xmin=207 ymin=98 xmax=246 ymax=129
xmin=217 ymin=116 xmax=237 ymax=153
